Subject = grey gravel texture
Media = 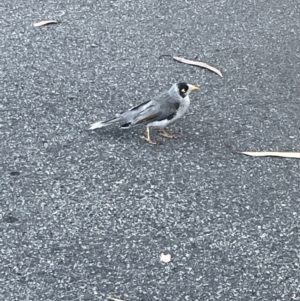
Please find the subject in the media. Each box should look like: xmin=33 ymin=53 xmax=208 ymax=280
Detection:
xmin=1 ymin=0 xmax=300 ymax=300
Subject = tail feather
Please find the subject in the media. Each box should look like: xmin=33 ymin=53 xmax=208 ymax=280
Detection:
xmin=89 ymin=116 xmax=121 ymax=130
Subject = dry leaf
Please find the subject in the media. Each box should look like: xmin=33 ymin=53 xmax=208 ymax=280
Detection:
xmin=173 ymin=56 xmax=223 ymax=77
xmin=160 ymin=253 xmax=171 ymax=263
xmin=239 ymin=151 xmax=300 ymax=159
xmin=236 ymin=86 xmax=248 ymax=90
xmin=33 ymin=20 xmax=59 ymax=27
xmin=107 ymin=296 xmax=128 ymax=301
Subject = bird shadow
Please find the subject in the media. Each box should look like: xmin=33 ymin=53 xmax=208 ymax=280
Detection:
xmin=86 ymin=126 xmax=183 ymax=146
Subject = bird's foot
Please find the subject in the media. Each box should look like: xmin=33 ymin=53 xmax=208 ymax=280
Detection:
xmin=159 ymin=129 xmax=178 ymax=139
xmin=140 ymin=135 xmax=159 ymax=145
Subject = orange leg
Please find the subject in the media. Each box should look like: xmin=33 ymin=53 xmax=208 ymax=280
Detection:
xmin=141 ymin=126 xmax=157 ymax=144
xmin=160 ymin=128 xmax=177 ymax=139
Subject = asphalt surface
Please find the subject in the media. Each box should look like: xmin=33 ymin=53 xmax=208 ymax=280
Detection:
xmin=1 ymin=0 xmax=300 ymax=300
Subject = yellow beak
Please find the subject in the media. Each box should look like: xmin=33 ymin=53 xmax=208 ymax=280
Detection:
xmin=190 ymin=85 xmax=200 ymax=91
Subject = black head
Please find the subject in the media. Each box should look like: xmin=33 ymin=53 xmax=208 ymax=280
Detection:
xmin=177 ymin=83 xmax=189 ymax=98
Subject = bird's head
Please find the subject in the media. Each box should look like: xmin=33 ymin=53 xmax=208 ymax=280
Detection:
xmin=169 ymin=83 xmax=200 ymax=99
xmin=178 ymin=83 xmax=200 ymax=98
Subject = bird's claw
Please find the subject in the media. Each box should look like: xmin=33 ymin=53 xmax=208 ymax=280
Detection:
xmin=160 ymin=133 xmax=177 ymax=139
xmin=140 ymin=135 xmax=159 ymax=145
xmin=159 ymin=130 xmax=178 ymax=139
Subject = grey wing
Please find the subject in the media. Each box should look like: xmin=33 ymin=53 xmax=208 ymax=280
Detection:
xmin=119 ymin=92 xmax=179 ymax=128
xmin=119 ymin=98 xmax=157 ymax=128
xmin=134 ymin=93 xmax=180 ymax=124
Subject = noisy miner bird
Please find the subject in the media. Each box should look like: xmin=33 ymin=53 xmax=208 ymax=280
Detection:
xmin=89 ymin=82 xmax=200 ymax=144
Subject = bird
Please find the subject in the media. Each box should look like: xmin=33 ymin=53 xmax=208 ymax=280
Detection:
xmin=89 ymin=82 xmax=200 ymax=144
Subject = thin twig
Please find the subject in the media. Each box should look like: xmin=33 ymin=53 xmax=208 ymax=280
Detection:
xmin=33 ymin=20 xmax=60 ymax=27
xmin=239 ymin=151 xmax=300 ymax=158
xmin=173 ymin=56 xmax=223 ymax=77
xmin=108 ymin=296 xmax=128 ymax=301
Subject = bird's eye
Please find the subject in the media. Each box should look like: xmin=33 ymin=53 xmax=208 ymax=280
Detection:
xmin=181 ymin=89 xmax=186 ymax=93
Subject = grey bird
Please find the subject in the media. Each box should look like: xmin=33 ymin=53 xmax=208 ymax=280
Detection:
xmin=89 ymin=82 xmax=200 ymax=144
